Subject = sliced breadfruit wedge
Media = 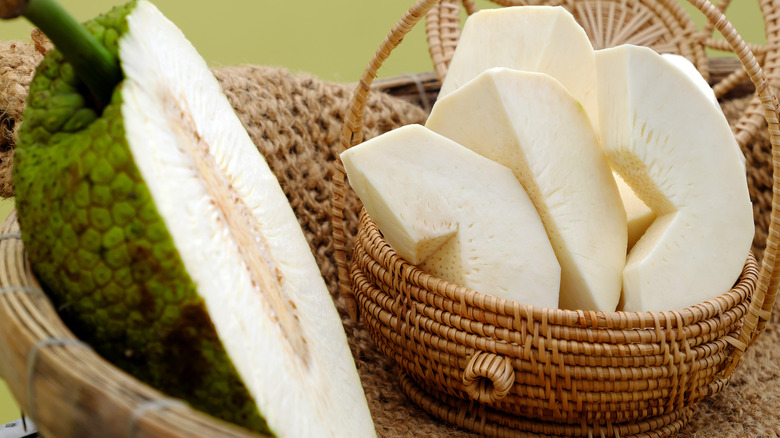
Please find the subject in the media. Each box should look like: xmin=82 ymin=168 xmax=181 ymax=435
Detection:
xmin=439 ymin=6 xmax=599 ymax=134
xmin=11 ymin=1 xmax=375 ymax=436
xmin=596 ymin=45 xmax=753 ymax=312
xmin=615 ymin=53 xmax=726 ymax=254
xmin=426 ymin=68 xmax=626 ymax=312
xmin=341 ymin=124 xmax=561 ymax=308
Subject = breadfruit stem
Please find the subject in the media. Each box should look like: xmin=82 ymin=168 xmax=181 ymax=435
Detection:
xmin=1 ymin=0 xmax=121 ymax=108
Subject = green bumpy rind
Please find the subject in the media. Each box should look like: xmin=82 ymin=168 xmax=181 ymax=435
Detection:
xmin=13 ymin=2 xmax=271 ymax=434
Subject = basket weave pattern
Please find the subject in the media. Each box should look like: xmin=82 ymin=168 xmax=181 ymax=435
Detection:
xmin=333 ymin=0 xmax=780 ymax=436
xmin=353 ymin=210 xmax=759 ymax=430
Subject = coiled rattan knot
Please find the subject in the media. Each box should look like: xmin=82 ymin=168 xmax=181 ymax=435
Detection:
xmin=461 ymin=351 xmax=515 ymax=404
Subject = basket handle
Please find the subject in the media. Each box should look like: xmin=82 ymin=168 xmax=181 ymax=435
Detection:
xmin=332 ymin=0 xmax=441 ymax=321
xmin=331 ymin=0 xmax=780 ymax=371
xmin=462 ymin=351 xmax=516 ymax=403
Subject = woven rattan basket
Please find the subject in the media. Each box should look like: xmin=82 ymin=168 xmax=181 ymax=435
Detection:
xmin=332 ymin=0 xmax=780 ymax=437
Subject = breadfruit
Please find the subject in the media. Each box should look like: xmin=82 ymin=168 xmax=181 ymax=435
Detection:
xmin=10 ymin=0 xmax=375 ymax=436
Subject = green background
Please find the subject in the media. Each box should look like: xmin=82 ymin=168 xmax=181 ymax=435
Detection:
xmin=0 ymin=0 xmax=765 ymax=427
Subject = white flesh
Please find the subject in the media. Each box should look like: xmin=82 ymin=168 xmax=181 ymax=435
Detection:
xmin=660 ymin=53 xmax=719 ymax=108
xmin=614 ymin=54 xmax=725 ymax=254
xmin=427 ymin=68 xmax=627 ymax=312
xmin=119 ymin=2 xmax=376 ymax=436
xmin=342 ymin=125 xmax=561 ymax=307
xmin=614 ymin=171 xmax=655 ymax=252
xmin=439 ymin=6 xmax=599 ymax=135
xmin=597 ymin=45 xmax=753 ymax=312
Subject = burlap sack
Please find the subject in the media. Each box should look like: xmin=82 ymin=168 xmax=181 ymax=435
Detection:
xmin=0 ymin=38 xmax=777 ymax=437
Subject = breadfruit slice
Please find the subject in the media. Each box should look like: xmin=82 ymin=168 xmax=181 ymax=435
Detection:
xmin=615 ymin=54 xmax=723 ymax=254
xmin=439 ymin=6 xmax=599 ymax=134
xmin=341 ymin=124 xmax=561 ymax=307
xmin=596 ymin=45 xmax=753 ymax=312
xmin=11 ymin=1 xmax=375 ymax=436
xmin=427 ymin=68 xmax=627 ymax=312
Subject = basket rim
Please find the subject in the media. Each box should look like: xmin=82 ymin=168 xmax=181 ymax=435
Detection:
xmin=354 ymin=208 xmax=758 ymax=332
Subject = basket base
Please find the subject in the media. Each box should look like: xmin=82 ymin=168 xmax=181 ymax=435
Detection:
xmin=399 ymin=371 xmax=696 ymax=438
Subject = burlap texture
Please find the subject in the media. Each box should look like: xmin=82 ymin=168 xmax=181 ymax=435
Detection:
xmin=0 ymin=41 xmax=778 ymax=437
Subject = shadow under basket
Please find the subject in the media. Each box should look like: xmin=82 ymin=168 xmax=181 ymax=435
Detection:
xmin=331 ymin=0 xmax=780 ymax=437
xmin=352 ymin=209 xmax=759 ymax=437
